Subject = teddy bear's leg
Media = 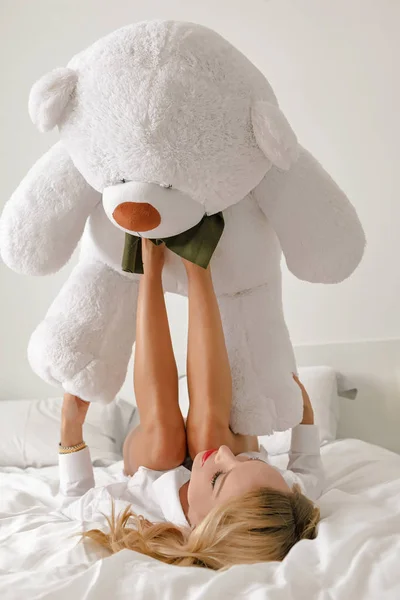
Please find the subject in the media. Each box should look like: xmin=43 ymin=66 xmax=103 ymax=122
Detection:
xmin=218 ymin=284 xmax=303 ymax=436
xmin=28 ymin=261 xmax=138 ymax=403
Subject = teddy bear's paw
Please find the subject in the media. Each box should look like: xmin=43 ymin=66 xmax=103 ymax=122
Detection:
xmin=229 ymin=376 xmax=303 ymax=436
xmin=28 ymin=322 xmax=92 ymax=385
xmin=272 ymin=379 xmax=304 ymax=432
xmin=229 ymin=395 xmax=278 ymax=436
xmin=62 ymin=358 xmax=123 ymax=404
xmin=28 ymin=323 xmax=123 ymax=403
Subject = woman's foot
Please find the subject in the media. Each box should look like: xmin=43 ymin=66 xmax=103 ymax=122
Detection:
xmin=181 ymin=256 xmax=211 ymax=280
xmin=142 ymin=239 xmax=165 ymax=278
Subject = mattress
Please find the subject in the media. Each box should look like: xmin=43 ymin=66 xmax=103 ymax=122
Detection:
xmin=1 ymin=438 xmax=399 ymax=599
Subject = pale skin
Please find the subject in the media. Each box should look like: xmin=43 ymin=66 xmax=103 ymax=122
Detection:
xmin=61 ymin=241 xmax=314 ymax=526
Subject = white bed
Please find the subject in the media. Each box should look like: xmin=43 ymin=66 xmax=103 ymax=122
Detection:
xmin=1 ymin=366 xmax=399 ymax=599
xmin=1 ymin=436 xmax=399 ymax=600
xmin=0 ymin=367 xmax=400 ymax=600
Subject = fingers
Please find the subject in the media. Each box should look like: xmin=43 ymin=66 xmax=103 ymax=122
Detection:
xmin=77 ymin=397 xmax=90 ymax=405
xmin=292 ymin=373 xmax=311 ymax=404
xmin=292 ymin=373 xmax=304 ymax=388
xmin=63 ymin=393 xmax=89 ymax=404
xmin=292 ymin=373 xmax=306 ymax=389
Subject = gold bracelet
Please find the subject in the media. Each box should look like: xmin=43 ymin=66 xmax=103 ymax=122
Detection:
xmin=59 ymin=441 xmax=87 ymax=454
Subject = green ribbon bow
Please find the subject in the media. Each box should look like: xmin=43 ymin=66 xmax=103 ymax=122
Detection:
xmin=121 ymin=212 xmax=225 ymax=274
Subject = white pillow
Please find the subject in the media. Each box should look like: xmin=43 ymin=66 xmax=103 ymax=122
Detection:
xmin=0 ymin=396 xmax=136 ymax=468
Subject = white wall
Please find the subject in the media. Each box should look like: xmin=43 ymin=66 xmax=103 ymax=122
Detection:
xmin=0 ymin=0 xmax=398 ymax=400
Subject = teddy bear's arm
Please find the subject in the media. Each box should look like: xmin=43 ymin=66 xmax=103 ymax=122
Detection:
xmin=0 ymin=141 xmax=100 ymax=275
xmin=253 ymin=146 xmax=365 ymax=283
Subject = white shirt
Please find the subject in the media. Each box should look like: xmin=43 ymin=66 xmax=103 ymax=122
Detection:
xmin=56 ymin=425 xmax=324 ymax=527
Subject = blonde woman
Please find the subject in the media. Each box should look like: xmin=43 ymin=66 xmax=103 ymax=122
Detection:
xmin=59 ymin=240 xmax=324 ymax=569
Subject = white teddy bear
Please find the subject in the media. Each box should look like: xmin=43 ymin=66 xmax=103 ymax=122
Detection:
xmin=0 ymin=21 xmax=365 ymax=435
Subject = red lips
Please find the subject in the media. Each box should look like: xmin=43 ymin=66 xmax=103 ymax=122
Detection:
xmin=202 ymin=449 xmax=218 ymax=466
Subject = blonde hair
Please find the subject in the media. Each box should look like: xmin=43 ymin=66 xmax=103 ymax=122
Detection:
xmin=77 ymin=484 xmax=320 ymax=570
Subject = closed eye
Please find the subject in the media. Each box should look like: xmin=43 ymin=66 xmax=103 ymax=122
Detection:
xmin=211 ymin=470 xmax=224 ymax=489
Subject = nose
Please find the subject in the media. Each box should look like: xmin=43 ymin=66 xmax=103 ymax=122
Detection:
xmin=112 ymin=202 xmax=161 ymax=232
xmin=215 ymin=445 xmax=236 ymax=467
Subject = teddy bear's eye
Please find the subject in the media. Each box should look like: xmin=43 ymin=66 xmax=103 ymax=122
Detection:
xmin=120 ymin=179 xmax=126 ymax=184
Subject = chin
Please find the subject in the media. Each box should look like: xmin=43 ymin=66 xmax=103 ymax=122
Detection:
xmin=191 ymin=452 xmax=202 ymax=470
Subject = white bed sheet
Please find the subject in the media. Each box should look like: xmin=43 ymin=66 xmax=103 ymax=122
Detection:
xmin=1 ymin=438 xmax=399 ymax=600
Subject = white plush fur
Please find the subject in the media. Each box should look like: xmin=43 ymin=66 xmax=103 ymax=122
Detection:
xmin=29 ymin=68 xmax=77 ymax=133
xmin=0 ymin=141 xmax=100 ymax=275
xmin=27 ymin=261 xmax=139 ymax=403
xmin=254 ymin=147 xmax=366 ymax=283
xmin=251 ymin=101 xmax=299 ymax=170
xmin=0 ymin=21 xmax=365 ymax=435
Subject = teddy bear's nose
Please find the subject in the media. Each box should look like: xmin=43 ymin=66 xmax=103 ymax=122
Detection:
xmin=112 ymin=202 xmax=161 ymax=232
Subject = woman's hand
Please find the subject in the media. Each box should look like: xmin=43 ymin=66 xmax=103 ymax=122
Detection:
xmin=62 ymin=393 xmax=90 ymax=426
xmin=142 ymin=239 xmax=165 ymax=277
xmin=293 ymin=374 xmax=314 ymax=425
xmin=61 ymin=393 xmax=90 ymax=447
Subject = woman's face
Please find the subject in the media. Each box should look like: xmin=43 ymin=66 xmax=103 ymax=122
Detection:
xmin=187 ymin=445 xmax=290 ymax=526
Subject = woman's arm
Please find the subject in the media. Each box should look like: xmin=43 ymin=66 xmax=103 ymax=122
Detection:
xmin=286 ymin=377 xmax=325 ymax=501
xmin=58 ymin=394 xmax=95 ymax=503
xmin=293 ymin=374 xmax=314 ymax=426
xmin=61 ymin=393 xmax=90 ymax=445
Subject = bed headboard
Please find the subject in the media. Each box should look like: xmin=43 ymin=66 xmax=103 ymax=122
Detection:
xmin=294 ymin=339 xmax=400 ymax=454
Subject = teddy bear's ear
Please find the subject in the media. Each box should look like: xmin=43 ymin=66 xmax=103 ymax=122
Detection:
xmin=28 ymin=68 xmax=77 ymax=132
xmin=251 ymin=101 xmax=299 ymax=170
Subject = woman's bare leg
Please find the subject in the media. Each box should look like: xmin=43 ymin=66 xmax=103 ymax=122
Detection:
xmin=123 ymin=241 xmax=186 ymax=475
xmin=184 ymin=262 xmax=259 ymax=458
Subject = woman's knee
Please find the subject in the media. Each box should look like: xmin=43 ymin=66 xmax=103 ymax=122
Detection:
xmin=186 ymin=416 xmax=227 ymax=458
xmin=153 ymin=423 xmax=187 ymax=467
xmin=123 ymin=424 xmax=187 ymax=473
